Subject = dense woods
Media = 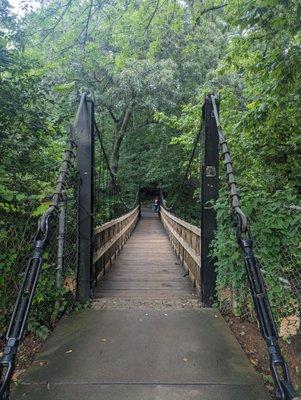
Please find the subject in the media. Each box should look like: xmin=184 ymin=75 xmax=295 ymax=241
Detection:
xmin=0 ymin=0 xmax=300 ymax=375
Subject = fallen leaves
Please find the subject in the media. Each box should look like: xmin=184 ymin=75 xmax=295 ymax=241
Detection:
xmin=33 ymin=360 xmax=47 ymax=367
xmin=12 ymin=369 xmax=26 ymax=382
xmin=279 ymin=315 xmax=300 ymax=337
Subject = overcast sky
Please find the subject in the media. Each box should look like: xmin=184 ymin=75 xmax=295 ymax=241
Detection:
xmin=10 ymin=0 xmax=25 ymax=14
xmin=9 ymin=0 xmax=39 ymax=16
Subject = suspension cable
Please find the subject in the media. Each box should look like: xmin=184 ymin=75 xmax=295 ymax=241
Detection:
xmin=179 ymin=126 xmax=202 ymax=195
xmin=93 ymin=119 xmax=137 ymax=211
xmin=0 ymin=125 xmax=77 ymax=400
xmin=162 ymin=124 xmax=202 ymax=210
xmin=210 ymin=96 xmax=248 ymax=233
xmin=210 ymin=94 xmax=297 ymax=400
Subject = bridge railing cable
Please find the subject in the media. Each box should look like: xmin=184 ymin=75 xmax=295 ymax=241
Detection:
xmin=211 ymin=95 xmax=297 ymax=400
xmin=0 ymin=124 xmax=78 ymax=400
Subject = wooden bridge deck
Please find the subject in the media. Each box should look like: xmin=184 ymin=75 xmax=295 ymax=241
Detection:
xmin=13 ymin=210 xmax=270 ymax=400
xmin=94 ymin=208 xmax=196 ymax=299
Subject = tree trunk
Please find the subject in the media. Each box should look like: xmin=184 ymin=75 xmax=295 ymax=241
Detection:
xmin=109 ymin=107 xmax=132 ymax=186
xmin=111 ymin=131 xmax=125 ymax=176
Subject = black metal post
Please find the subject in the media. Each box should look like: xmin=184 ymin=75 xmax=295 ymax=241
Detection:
xmin=76 ymin=94 xmax=94 ymax=303
xmin=200 ymin=94 xmax=219 ymax=306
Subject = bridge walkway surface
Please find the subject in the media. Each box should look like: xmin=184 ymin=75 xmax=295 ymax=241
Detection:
xmin=13 ymin=210 xmax=270 ymax=400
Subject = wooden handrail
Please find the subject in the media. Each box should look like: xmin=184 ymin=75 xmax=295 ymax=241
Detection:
xmin=93 ymin=206 xmax=140 ymax=280
xmin=160 ymin=206 xmax=201 ymax=292
xmin=160 ymin=207 xmax=201 ymax=236
xmin=94 ymin=206 xmax=139 ymax=234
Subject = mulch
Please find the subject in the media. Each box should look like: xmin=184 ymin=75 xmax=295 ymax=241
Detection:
xmin=224 ymin=314 xmax=301 ymax=396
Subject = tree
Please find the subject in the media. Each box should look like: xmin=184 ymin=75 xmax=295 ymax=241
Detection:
xmin=219 ymin=0 xmax=301 ymax=193
xmin=24 ymin=0 xmax=227 ymax=181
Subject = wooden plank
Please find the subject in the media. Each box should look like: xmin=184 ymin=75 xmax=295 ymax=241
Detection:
xmin=160 ymin=206 xmax=200 ymax=236
xmin=93 ymin=211 xmax=139 ymax=263
xmin=161 ymin=212 xmax=200 ymax=266
xmin=94 ymin=208 xmax=196 ymax=300
xmin=159 ymin=206 xmax=201 ymax=287
xmin=94 ymin=206 xmax=139 ymax=234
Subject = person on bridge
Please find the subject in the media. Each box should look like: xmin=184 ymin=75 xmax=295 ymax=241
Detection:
xmin=154 ymin=196 xmax=160 ymax=212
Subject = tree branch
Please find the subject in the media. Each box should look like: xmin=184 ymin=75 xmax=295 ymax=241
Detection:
xmin=120 ymin=107 xmax=132 ymax=131
xmin=83 ymin=0 xmax=94 ymax=47
xmin=144 ymin=0 xmax=160 ymax=34
xmin=132 ymin=120 xmax=159 ymax=132
xmin=199 ymin=3 xmax=228 ymax=16
xmin=107 ymin=107 xmax=119 ymax=123
xmin=41 ymin=0 xmax=74 ymax=41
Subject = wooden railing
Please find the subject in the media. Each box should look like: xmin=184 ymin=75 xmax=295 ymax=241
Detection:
xmin=160 ymin=206 xmax=201 ymax=293
xmin=93 ymin=206 xmax=140 ymax=280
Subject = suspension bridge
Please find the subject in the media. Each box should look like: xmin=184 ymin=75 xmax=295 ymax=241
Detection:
xmin=0 ymin=93 xmax=298 ymax=400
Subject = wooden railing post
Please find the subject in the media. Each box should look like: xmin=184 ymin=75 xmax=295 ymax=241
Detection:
xmin=200 ymin=94 xmax=219 ymax=307
xmin=76 ymin=93 xmax=94 ymax=303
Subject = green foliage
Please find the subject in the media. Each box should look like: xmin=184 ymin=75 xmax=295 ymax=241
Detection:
xmin=0 ymin=0 xmax=300 ymax=342
xmin=150 ymin=0 xmax=301 ymax=323
xmin=212 ymin=186 xmax=301 ymax=321
xmin=0 ymin=203 xmax=38 ymax=335
xmin=0 ymin=0 xmax=70 ymax=337
xmin=211 ymin=0 xmax=301 ymax=321
xmin=220 ymin=0 xmax=301 ymax=193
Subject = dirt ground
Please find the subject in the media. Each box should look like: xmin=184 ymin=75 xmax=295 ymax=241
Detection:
xmin=0 ymin=334 xmax=43 ymax=386
xmin=224 ymin=314 xmax=301 ymax=396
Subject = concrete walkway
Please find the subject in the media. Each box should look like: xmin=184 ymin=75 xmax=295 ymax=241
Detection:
xmin=13 ymin=210 xmax=270 ymax=400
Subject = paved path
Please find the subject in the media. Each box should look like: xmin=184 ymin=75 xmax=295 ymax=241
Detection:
xmin=14 ymin=210 xmax=270 ymax=400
